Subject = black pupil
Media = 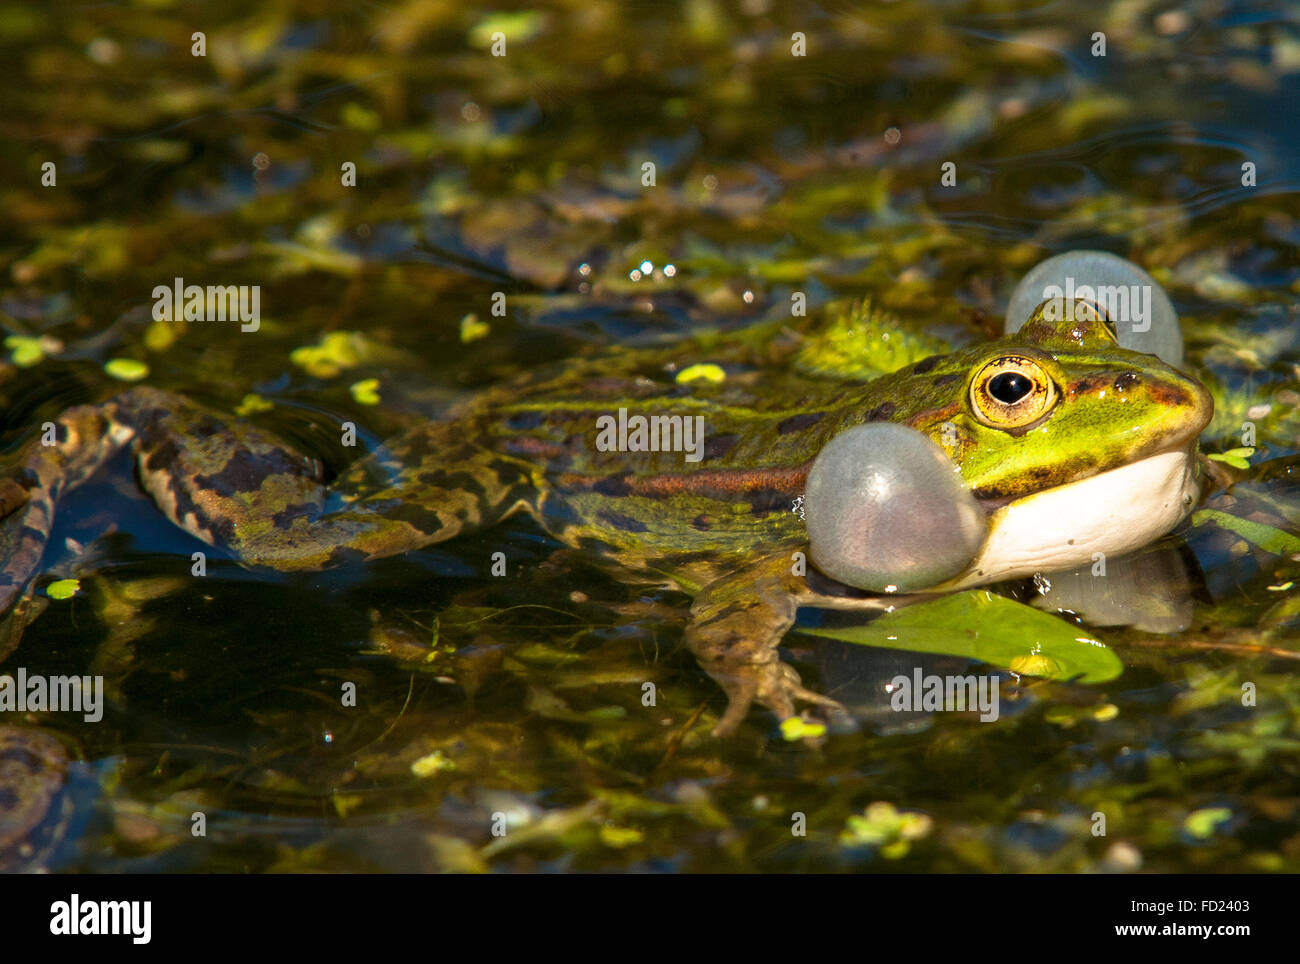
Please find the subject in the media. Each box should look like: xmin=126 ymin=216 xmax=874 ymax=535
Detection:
xmin=988 ymin=372 xmax=1033 ymax=404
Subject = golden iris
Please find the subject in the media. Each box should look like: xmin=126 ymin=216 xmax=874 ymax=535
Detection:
xmin=969 ymin=355 xmax=1057 ymax=428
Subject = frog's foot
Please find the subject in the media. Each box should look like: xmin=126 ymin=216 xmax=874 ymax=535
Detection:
xmin=686 ymin=555 xmax=846 ymax=737
xmin=705 ymin=651 xmax=846 ymax=738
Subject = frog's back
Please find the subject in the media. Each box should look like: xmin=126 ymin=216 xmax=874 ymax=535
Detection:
xmin=472 ymin=347 xmax=927 ymax=566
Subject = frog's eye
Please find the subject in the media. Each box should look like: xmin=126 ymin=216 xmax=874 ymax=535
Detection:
xmin=969 ymin=356 xmax=1057 ymax=429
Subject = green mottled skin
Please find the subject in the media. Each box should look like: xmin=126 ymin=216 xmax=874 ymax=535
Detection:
xmin=0 ymin=307 xmax=1212 ymax=735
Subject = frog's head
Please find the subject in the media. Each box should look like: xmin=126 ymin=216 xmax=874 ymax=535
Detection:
xmin=846 ymin=298 xmax=1216 ymax=588
xmin=915 ymin=300 xmax=1213 ymax=505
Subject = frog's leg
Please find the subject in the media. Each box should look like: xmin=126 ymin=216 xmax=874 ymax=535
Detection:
xmin=0 ymin=387 xmax=540 ymax=608
xmin=0 ymin=402 xmax=137 ymax=612
xmin=686 ymin=553 xmax=846 ymax=736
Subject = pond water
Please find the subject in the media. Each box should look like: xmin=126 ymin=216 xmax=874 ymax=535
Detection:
xmin=1 ymin=0 xmax=1299 ymax=872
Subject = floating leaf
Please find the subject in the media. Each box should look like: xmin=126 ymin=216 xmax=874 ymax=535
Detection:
xmin=46 ymin=578 xmax=81 ymax=600
xmin=332 ymin=793 xmax=364 ymax=818
xmin=5 ymin=334 xmax=47 ymax=367
xmin=598 ymin=825 xmax=644 ymax=848
xmin=779 ymin=717 xmax=827 ymax=740
xmin=290 ymin=331 xmax=364 ymax=378
xmin=460 ymin=313 xmax=490 ymax=343
xmin=350 ymin=378 xmax=381 ymax=405
xmin=410 ymin=751 xmax=455 ymax=777
xmin=469 ymin=11 xmax=544 ymax=49
xmin=839 ymin=801 xmax=932 ymax=855
xmin=340 ymin=102 xmax=381 ymax=132
xmin=1184 ymin=807 xmax=1232 ymax=839
xmin=143 ymin=320 xmax=181 ymax=352
xmin=1208 ymin=447 xmax=1255 ymax=470
xmin=1192 ymin=509 xmax=1300 ymax=555
xmin=800 ymin=590 xmax=1122 ymax=683
xmin=676 ymin=362 xmax=726 ymax=384
xmin=235 ymin=393 xmax=274 ymax=416
xmin=104 ymin=358 xmax=149 ymax=381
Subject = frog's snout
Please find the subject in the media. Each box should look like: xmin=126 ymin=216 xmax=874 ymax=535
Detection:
xmin=1150 ymin=365 xmax=1214 ymax=445
xmin=1074 ymin=360 xmax=1213 ymax=449
xmin=1186 ymin=373 xmax=1215 ymax=434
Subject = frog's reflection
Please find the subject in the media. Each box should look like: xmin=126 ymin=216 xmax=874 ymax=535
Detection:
xmin=1027 ymin=540 xmax=1202 ymax=634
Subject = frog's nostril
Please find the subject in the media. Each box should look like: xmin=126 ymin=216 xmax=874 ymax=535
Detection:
xmin=1113 ymin=372 xmax=1140 ymax=392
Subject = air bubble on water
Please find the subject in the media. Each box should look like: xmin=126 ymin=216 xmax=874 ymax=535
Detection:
xmin=640 ymin=260 xmax=653 ymax=274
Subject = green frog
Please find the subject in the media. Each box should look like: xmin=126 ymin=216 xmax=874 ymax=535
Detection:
xmin=0 ymin=300 xmax=1212 ymax=735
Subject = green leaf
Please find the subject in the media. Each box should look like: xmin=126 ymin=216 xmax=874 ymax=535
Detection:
xmin=779 ymin=717 xmax=827 ymax=741
xmin=349 ymin=378 xmax=381 ymax=405
xmin=340 ymin=102 xmax=382 ymax=133
xmin=599 ymin=825 xmax=644 ymax=848
xmin=839 ymin=801 xmax=933 ymax=852
xmin=410 ymin=751 xmax=456 ymax=777
xmin=46 ymin=578 xmax=81 ymax=600
xmin=469 ymin=11 xmax=544 ymax=49
xmin=1207 ymin=447 xmax=1254 ymax=470
xmin=1207 ymin=454 xmax=1250 ymax=469
xmin=104 ymin=357 xmax=149 ymax=381
xmin=459 ymin=313 xmax=490 ymax=344
xmin=5 ymin=334 xmax=46 ymax=367
xmin=1184 ymin=807 xmax=1232 ymax=840
xmin=799 ymin=590 xmax=1122 ymax=683
xmin=1192 ymin=509 xmax=1300 ymax=555
xmin=234 ymin=393 xmax=274 ymax=416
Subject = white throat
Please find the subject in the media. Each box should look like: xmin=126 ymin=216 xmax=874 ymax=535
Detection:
xmin=947 ymin=448 xmax=1200 ymax=589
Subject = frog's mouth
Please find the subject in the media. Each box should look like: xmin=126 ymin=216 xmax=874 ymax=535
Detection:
xmin=953 ymin=443 xmax=1201 ymax=589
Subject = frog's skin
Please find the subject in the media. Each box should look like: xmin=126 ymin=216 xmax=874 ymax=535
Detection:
xmin=0 ymin=306 xmax=1212 ymax=735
